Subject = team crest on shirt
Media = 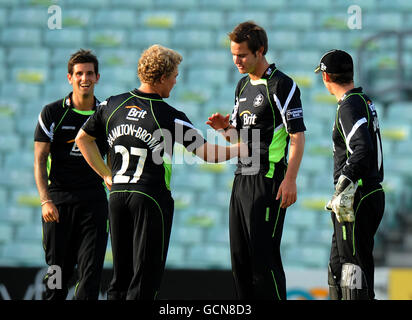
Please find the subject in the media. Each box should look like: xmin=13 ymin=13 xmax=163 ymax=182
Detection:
xmin=253 ymin=94 xmax=264 ymax=107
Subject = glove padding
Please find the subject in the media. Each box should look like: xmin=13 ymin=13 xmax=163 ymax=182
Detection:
xmin=325 ymin=175 xmax=358 ymax=223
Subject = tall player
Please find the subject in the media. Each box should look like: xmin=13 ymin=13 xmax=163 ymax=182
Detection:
xmin=207 ymin=21 xmax=306 ymax=300
xmin=34 ymin=49 xmax=108 ymax=300
xmin=315 ymin=49 xmax=385 ymax=299
xmin=75 ymin=44 xmax=246 ymax=300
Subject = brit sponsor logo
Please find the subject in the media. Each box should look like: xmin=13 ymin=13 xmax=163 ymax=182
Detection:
xmin=125 ymin=106 xmax=147 ymax=122
xmin=240 ymin=110 xmax=257 ymax=126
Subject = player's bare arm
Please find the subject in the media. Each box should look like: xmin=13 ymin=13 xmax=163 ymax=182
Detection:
xmin=34 ymin=141 xmax=59 ymax=223
xmin=206 ymin=113 xmax=239 ymax=143
xmin=194 ymin=141 xmax=248 ymax=163
xmin=75 ymin=129 xmax=112 ymax=190
xmin=276 ymin=131 xmax=305 ymax=208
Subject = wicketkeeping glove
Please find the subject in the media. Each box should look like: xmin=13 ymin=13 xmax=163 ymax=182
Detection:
xmin=325 ymin=175 xmax=358 ymax=223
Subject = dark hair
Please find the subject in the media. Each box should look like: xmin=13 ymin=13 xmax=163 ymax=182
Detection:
xmin=228 ymin=21 xmax=268 ymax=55
xmin=327 ymin=71 xmax=354 ymax=85
xmin=67 ymin=49 xmax=99 ymax=75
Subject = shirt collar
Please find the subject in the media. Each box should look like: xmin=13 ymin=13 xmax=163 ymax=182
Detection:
xmin=261 ymin=63 xmax=277 ymax=80
xmin=338 ymin=87 xmax=363 ymax=105
xmin=132 ymin=88 xmax=163 ymax=100
xmin=64 ymin=92 xmax=100 ymax=109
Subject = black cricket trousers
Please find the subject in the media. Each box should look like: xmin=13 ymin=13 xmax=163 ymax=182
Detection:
xmin=42 ymin=199 xmax=108 ymax=300
xmin=106 ymin=190 xmax=174 ymax=300
xmin=329 ymin=184 xmax=385 ymax=299
xmin=229 ymin=173 xmax=287 ymax=300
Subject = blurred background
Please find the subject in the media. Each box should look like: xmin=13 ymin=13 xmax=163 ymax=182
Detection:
xmin=0 ymin=0 xmax=411 ymax=300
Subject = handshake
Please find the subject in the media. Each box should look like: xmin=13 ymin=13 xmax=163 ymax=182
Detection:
xmin=325 ymin=175 xmax=358 ymax=223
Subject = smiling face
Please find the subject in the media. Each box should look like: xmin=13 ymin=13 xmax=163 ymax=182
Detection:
xmin=67 ymin=62 xmax=99 ymax=98
xmin=231 ymin=40 xmax=261 ymax=75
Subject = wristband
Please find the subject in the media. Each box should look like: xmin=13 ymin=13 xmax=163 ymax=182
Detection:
xmin=217 ymin=125 xmax=230 ymax=132
xmin=41 ymin=199 xmax=53 ymax=206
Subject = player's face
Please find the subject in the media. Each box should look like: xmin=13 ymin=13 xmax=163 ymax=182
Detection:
xmin=159 ymin=68 xmax=178 ymax=98
xmin=68 ymin=63 xmax=99 ymax=97
xmin=231 ymin=41 xmax=259 ymax=75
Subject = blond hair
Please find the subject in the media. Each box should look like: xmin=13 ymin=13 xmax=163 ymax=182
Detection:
xmin=138 ymin=45 xmax=182 ymax=85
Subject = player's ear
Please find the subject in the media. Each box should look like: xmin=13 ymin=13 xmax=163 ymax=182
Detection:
xmin=67 ymin=72 xmax=73 ymax=85
xmin=322 ymin=72 xmax=330 ymax=82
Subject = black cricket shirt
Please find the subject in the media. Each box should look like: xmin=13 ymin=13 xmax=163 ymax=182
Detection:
xmin=333 ymin=87 xmax=384 ymax=186
xmin=34 ymin=92 xmax=108 ymax=204
xmin=230 ymin=64 xmax=306 ymax=177
xmin=82 ymin=89 xmax=206 ymax=196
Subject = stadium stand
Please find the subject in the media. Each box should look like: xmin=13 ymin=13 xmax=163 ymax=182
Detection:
xmin=0 ymin=0 xmax=411 ymax=273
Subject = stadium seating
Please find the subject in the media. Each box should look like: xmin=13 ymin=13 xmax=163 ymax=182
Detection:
xmin=0 ymin=0 xmax=411 ymax=272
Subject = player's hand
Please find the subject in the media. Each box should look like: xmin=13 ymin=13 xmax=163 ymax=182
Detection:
xmin=42 ymin=202 xmax=59 ymax=223
xmin=276 ymin=177 xmax=297 ymax=209
xmin=325 ymin=175 xmax=357 ymax=223
xmin=206 ymin=113 xmax=230 ymax=131
xmin=103 ymin=175 xmax=112 ymax=191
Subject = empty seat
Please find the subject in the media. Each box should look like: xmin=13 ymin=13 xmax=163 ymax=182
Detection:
xmin=109 ymin=0 xmax=153 ymax=9
xmin=272 ymin=11 xmax=313 ymax=30
xmin=96 ymin=48 xmax=140 ymax=67
xmin=316 ymin=13 xmax=348 ymax=30
xmin=44 ymin=28 xmax=86 ymax=47
xmin=165 ymin=244 xmax=186 ymax=268
xmin=8 ymin=7 xmax=48 ymax=27
xmin=0 ymin=205 xmax=33 ymax=225
xmin=179 ymin=11 xmax=224 ymax=29
xmin=199 ymin=0 xmax=242 ymax=10
xmin=92 ymin=9 xmax=136 ymax=28
xmin=226 ymin=11 xmax=270 ymax=30
xmin=301 ymin=31 xmax=344 ymax=50
xmin=363 ymin=13 xmax=403 ymax=32
xmin=0 ymin=114 xmax=15 ymax=134
xmin=4 ymin=150 xmax=34 ymax=171
xmin=172 ymin=30 xmax=214 ymax=49
xmin=0 ymin=223 xmax=13 ymax=243
xmin=7 ymin=47 xmax=50 ymax=67
xmin=140 ymin=10 xmax=177 ymax=29
xmin=88 ymin=29 xmax=127 ymax=48
xmin=155 ymin=0 xmax=197 ymax=9
xmin=243 ymin=0 xmax=285 ymax=10
xmin=1 ymin=27 xmax=42 ymax=47
xmin=65 ymin=0 xmax=110 ymax=8
xmin=2 ymin=242 xmax=44 ymax=266
xmin=186 ymin=244 xmax=230 ymax=269
xmin=129 ymin=29 xmax=171 ymax=48
xmin=169 ymin=225 xmax=203 ymax=245
xmin=62 ymin=9 xmax=92 ymax=28
xmin=12 ymin=67 xmax=48 ymax=84
xmin=16 ymin=224 xmax=42 ymax=241
xmin=187 ymin=67 xmax=229 ymax=87
xmin=0 ymin=134 xmax=20 ymax=153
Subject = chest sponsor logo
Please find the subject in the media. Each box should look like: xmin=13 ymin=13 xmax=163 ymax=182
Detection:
xmin=253 ymin=94 xmax=264 ymax=107
xmin=66 ymin=139 xmax=83 ymax=157
xmin=61 ymin=126 xmax=76 ymax=130
xmin=125 ymin=106 xmax=147 ymax=122
xmin=240 ymin=110 xmax=257 ymax=126
xmin=286 ymin=108 xmax=303 ymax=120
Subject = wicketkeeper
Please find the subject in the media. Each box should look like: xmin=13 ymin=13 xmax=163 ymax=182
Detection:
xmin=315 ymin=49 xmax=385 ymax=300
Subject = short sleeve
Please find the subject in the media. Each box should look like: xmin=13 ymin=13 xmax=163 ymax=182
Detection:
xmin=34 ymin=104 xmax=55 ymax=142
xmin=173 ymin=111 xmax=206 ymax=152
